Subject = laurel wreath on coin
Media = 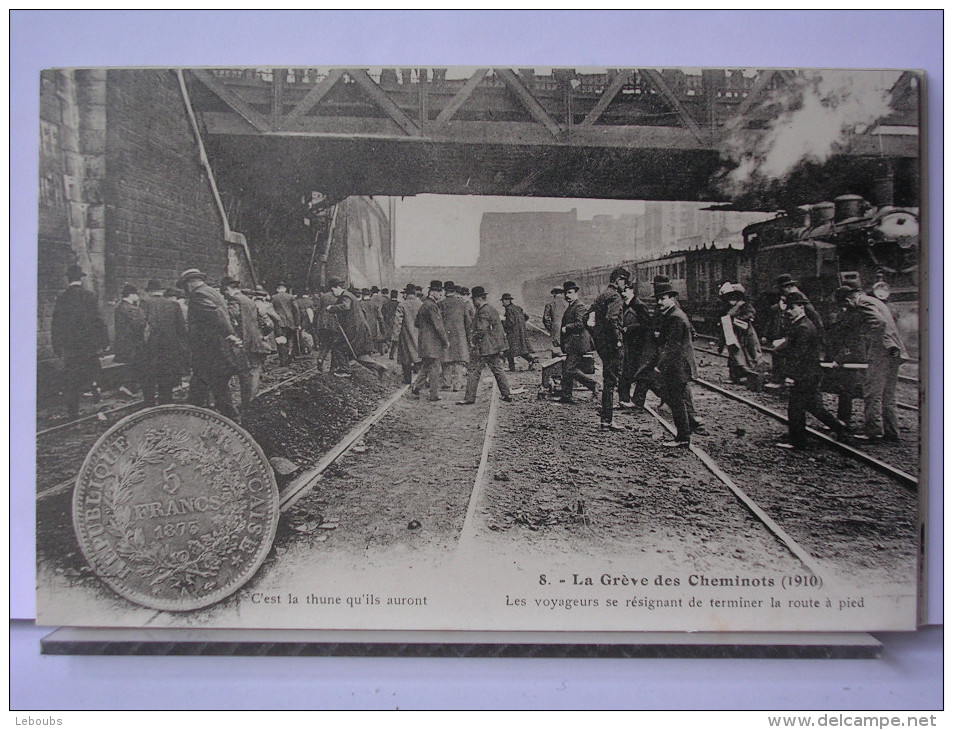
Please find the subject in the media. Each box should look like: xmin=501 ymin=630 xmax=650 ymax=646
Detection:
xmin=100 ymin=426 xmax=252 ymax=596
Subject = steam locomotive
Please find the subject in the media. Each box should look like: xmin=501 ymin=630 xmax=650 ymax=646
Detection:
xmin=526 ymin=194 xmax=920 ymax=358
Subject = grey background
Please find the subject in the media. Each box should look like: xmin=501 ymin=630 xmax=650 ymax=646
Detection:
xmin=12 ymin=9 xmax=942 ymax=710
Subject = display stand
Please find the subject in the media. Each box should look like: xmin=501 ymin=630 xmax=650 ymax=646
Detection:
xmin=41 ymin=627 xmax=883 ymax=659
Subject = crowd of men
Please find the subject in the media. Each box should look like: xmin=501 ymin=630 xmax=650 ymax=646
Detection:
xmin=50 ymin=262 xmax=911 ymax=453
xmin=540 ymin=267 xmax=704 ymax=445
xmin=49 ymin=269 xmax=538 ymax=422
xmin=536 ymin=266 xmax=910 ymax=451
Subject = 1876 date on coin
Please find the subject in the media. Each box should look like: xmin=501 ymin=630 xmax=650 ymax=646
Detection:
xmin=72 ymin=405 xmax=280 ymax=612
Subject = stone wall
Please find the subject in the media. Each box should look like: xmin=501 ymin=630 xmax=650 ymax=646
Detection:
xmin=104 ymin=69 xmax=227 ymax=297
xmin=37 ymin=68 xmax=233 ymax=391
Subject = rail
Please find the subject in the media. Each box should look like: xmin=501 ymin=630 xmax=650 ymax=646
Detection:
xmin=644 ymin=404 xmax=836 ymax=583
xmin=692 ymin=377 xmax=918 ymax=490
xmin=693 ymin=344 xmax=919 ymax=412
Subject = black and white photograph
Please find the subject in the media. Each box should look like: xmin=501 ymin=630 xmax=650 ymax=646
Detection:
xmin=33 ymin=64 xmax=925 ymax=634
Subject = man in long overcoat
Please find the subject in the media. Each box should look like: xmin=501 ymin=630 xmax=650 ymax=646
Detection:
xmin=271 ymin=282 xmax=300 ymax=365
xmin=717 ymin=282 xmax=763 ymax=390
xmin=766 ymin=273 xmax=824 ymax=388
xmin=412 ymin=280 xmax=449 ymax=401
xmin=439 ymin=280 xmax=471 ymax=392
xmin=225 ymin=278 xmax=272 ymax=412
xmin=501 ymin=293 xmax=537 ymax=371
xmin=457 ymin=286 xmax=519 ymax=404
xmin=140 ymin=279 xmax=187 ymax=406
xmin=113 ymin=284 xmax=147 ymax=397
xmin=556 ymin=281 xmax=599 ymax=403
xmin=382 ymin=289 xmax=399 ymax=358
xmin=653 ymin=283 xmax=697 ymax=446
xmin=326 ymin=277 xmax=387 ymax=379
xmin=369 ymin=286 xmax=390 ymax=354
xmin=178 ymin=268 xmax=240 ymax=420
xmin=542 ymin=287 xmax=568 ymax=353
xmin=617 ymin=281 xmax=653 ymax=408
xmin=587 ymin=267 xmax=628 ymax=430
xmin=51 ymin=264 xmax=110 ymax=418
xmin=391 ymin=284 xmax=422 ymax=384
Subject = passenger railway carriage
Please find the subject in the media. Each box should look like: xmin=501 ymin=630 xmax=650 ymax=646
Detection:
xmin=526 ymin=194 xmax=919 ymax=357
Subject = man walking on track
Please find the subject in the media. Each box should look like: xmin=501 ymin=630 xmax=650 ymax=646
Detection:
xmin=555 ymin=281 xmax=599 ymax=405
xmin=391 ymin=284 xmax=422 ymax=384
xmin=439 ymin=280 xmax=471 ymax=392
xmin=587 ymin=267 xmax=629 ymax=431
xmin=412 ymin=280 xmax=449 ymax=401
xmin=457 ymin=286 xmax=524 ymax=405
xmin=653 ymin=282 xmax=696 ymax=447
xmin=775 ymin=291 xmax=848 ymax=450
xmin=501 ymin=293 xmax=538 ymax=372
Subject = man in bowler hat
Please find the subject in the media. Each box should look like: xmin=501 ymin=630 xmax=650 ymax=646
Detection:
xmin=412 ymin=280 xmax=449 ymax=401
xmin=556 ymin=281 xmax=599 ymax=404
xmin=457 ymin=286 xmax=524 ymax=405
xmin=587 ymin=266 xmax=629 ymax=431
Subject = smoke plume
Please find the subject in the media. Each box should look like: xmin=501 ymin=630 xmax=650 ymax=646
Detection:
xmin=720 ymin=70 xmax=895 ymax=198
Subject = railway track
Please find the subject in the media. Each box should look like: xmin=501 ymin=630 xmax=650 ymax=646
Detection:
xmin=36 ymin=362 xmax=321 ymax=439
xmin=36 ymin=361 xmax=322 ymax=501
xmin=693 ymin=343 xmax=919 ymax=412
xmin=694 ymin=333 xmax=919 ymax=386
xmin=690 ymin=376 xmax=918 ymax=489
xmin=643 ymin=403 xmax=836 ymax=584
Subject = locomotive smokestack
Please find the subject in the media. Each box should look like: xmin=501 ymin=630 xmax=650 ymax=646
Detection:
xmin=873 ymin=171 xmax=896 ymax=207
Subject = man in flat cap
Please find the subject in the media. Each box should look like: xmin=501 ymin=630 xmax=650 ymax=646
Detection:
xmin=501 ymin=293 xmax=537 ymax=372
xmin=542 ymin=286 xmax=568 ymax=354
xmin=835 ymin=281 xmax=908 ymax=442
xmin=140 ymin=278 xmax=188 ymax=406
xmin=586 ymin=267 xmax=629 ymax=431
xmin=774 ymin=291 xmax=847 ymax=449
xmin=766 ymin=273 xmax=824 ymax=389
xmin=51 ymin=263 xmax=109 ymax=418
xmin=411 ymin=280 xmax=449 ymax=400
xmin=556 ymin=281 xmax=599 ymax=404
xmin=178 ymin=268 xmax=240 ymax=420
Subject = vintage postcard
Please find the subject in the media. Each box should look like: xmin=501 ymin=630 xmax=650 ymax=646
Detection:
xmin=35 ymin=66 xmax=923 ymax=634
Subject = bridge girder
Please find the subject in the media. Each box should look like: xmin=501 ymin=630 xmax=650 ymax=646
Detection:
xmin=188 ymin=67 xmax=920 ymax=202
